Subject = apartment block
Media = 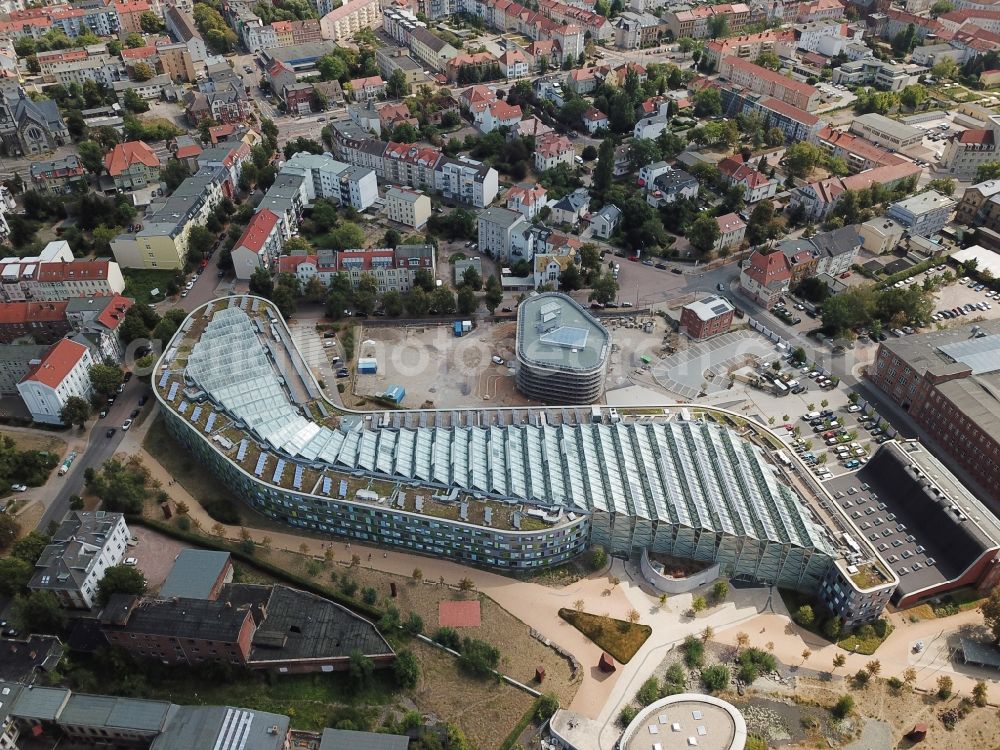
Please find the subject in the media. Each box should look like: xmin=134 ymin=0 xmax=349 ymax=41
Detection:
xmin=386 ymin=186 xmax=431 ymax=228
xmin=718 ymin=56 xmax=820 ymax=111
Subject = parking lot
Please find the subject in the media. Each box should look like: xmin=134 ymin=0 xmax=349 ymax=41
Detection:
xmin=129 ymin=525 xmax=188 ymax=592
xmin=932 ymin=276 xmax=1000 ymax=325
xmin=287 ymin=322 xmax=344 ymax=392
xmin=909 ymin=113 xmax=967 ymax=162
xmin=652 ymin=330 xmax=775 ymax=399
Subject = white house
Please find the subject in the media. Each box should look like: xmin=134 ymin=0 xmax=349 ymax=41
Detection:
xmin=478 ymin=206 xmax=527 ymax=260
xmin=715 ymin=213 xmax=747 ymax=251
xmin=479 ymin=100 xmax=523 ymax=133
xmin=633 ymin=114 xmax=669 ymax=140
xmin=17 ymin=339 xmax=94 ymax=425
xmin=582 ymin=106 xmax=609 ymax=134
xmin=499 ymin=48 xmax=530 ymax=79
xmin=550 ymin=188 xmax=590 ymax=226
xmin=506 ymin=184 xmax=548 ymax=220
xmin=590 ymin=204 xmax=622 ymax=239
xmin=534 ymin=132 xmax=575 ymax=172
xmin=28 ymin=511 xmax=130 ymax=609
xmin=386 ymin=186 xmax=432 ymax=228
xmin=231 ymin=209 xmax=283 ymax=280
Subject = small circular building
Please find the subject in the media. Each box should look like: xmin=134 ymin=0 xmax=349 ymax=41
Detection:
xmin=619 ymin=694 xmax=747 ymax=750
xmin=515 ymin=292 xmax=610 ymax=404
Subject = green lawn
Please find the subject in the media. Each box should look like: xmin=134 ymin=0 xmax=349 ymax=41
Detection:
xmin=838 ymin=622 xmax=893 ymax=656
xmin=123 ymin=268 xmax=181 ymax=305
xmin=558 ymin=609 xmax=651 ymax=664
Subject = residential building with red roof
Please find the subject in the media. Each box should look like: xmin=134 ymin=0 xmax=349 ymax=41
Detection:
xmin=112 ymin=0 xmax=151 ymax=34
xmin=506 ymin=184 xmax=548 ymax=220
xmin=382 ymin=141 xmax=441 ymax=190
xmin=0 ymin=301 xmax=71 ymax=344
xmin=815 ymin=126 xmax=904 ymax=173
xmin=715 ymin=212 xmax=747 ymax=251
xmin=319 ymin=244 xmax=435 ymax=293
xmin=508 ymin=115 xmax=552 ymax=141
xmin=479 ymin=99 xmax=523 ymax=133
xmin=104 ymin=141 xmax=161 ymax=191
xmin=717 ymin=155 xmax=778 ymax=202
xmin=446 ymin=52 xmax=499 ymax=83
xmin=276 ymin=254 xmax=318 ymax=287
xmin=791 ymin=162 xmax=922 ymax=221
xmin=719 ymin=56 xmax=821 ymax=111
xmin=65 ymin=294 xmax=133 ymax=362
xmin=499 ymin=48 xmax=529 ymax=79
xmin=941 ymin=116 xmax=1000 ymax=180
xmin=582 ymin=106 xmax=609 ymax=134
xmin=534 ymin=131 xmax=574 ymax=172
xmin=17 ymin=339 xmax=94 ymax=425
xmin=232 ymin=209 xmax=283 ymax=281
xmin=703 ymin=28 xmax=795 ymax=67
xmin=664 ymin=3 xmax=751 ymax=39
xmin=348 ymin=75 xmax=386 ymax=102
xmin=739 ymin=248 xmax=791 ymax=306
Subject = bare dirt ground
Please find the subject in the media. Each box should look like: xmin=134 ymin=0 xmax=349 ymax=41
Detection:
xmin=353 ymin=321 xmax=534 ymax=408
xmin=0 ymin=429 xmax=67 ymax=455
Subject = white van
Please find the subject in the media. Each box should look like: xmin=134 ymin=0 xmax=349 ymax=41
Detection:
xmin=803 ymin=411 xmax=821 ymax=420
xmin=491 ymin=355 xmax=504 ymax=365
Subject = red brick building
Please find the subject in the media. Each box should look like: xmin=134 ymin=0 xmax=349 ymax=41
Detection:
xmin=0 ymin=301 xmax=71 ymax=344
xmin=679 ymin=295 xmax=735 ymax=340
xmin=867 ymin=321 xmax=1000 ymax=499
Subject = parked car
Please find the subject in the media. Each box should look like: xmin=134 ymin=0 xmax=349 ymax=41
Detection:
xmin=122 ymin=419 xmax=133 ymax=431
xmin=10 ymin=484 xmax=27 ymax=492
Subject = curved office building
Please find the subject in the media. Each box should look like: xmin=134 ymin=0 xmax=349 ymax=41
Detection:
xmin=154 ymin=297 xmax=837 ymax=589
xmin=515 ymin=293 xmax=610 ymax=404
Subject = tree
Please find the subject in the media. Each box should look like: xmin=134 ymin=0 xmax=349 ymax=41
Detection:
xmin=431 ymin=286 xmax=456 ymax=315
xmin=785 ymin=141 xmax=825 ymax=179
xmin=582 ymin=144 xmax=598 ymax=161
xmin=162 ymin=159 xmax=190 ymax=192
xmin=980 ymin=586 xmax=1000 ymax=643
xmin=123 ymin=88 xmax=149 ymax=114
xmin=936 ymin=675 xmax=953 ymax=699
xmin=12 ymin=590 xmax=66 ymax=634
xmin=594 ymin=137 xmax=615 ymax=195
xmin=589 ymin=545 xmax=608 ymax=570
xmin=89 ymin=363 xmax=124 ymax=396
xmin=865 ymin=659 xmax=881 ymax=677
xmin=272 ymin=287 xmax=297 ymax=319
xmin=691 ymin=595 xmax=707 ymax=613
xmin=59 ymin=395 xmax=91 ymax=427
xmin=0 ymin=514 xmax=18 ymax=550
xmin=249 ymin=268 xmax=274 ymax=298
xmin=756 ymin=50 xmax=781 ymax=70
xmin=823 ymin=617 xmax=841 ymax=640
xmin=77 ymin=140 xmax=104 ymax=175
xmin=456 ymin=285 xmax=478 ymax=315
xmin=187 ymin=224 xmax=213 ymax=260
xmin=140 ymin=10 xmax=164 ymax=32
xmin=976 ymin=162 xmax=1000 ymax=183
xmin=484 ymin=275 xmax=503 ymax=314
xmin=794 ymin=604 xmax=815 ymax=627
xmin=458 ymin=576 xmax=475 ymax=592
xmin=88 ymin=457 xmax=149 ymax=514
xmin=899 ymin=84 xmax=926 ymax=109
xmin=588 ymin=272 xmax=619 ymax=305
xmin=928 ymin=178 xmax=956 ymax=196
xmin=458 ymin=637 xmax=500 ymax=677
xmin=693 ymin=87 xmax=722 ymax=117
xmin=131 ymin=61 xmax=154 ymax=82
xmin=832 ymin=654 xmax=846 ymax=671
xmin=931 ymin=0 xmax=954 ymax=13
xmin=96 ymin=564 xmax=147 ymax=606
xmin=394 ymin=649 xmax=420 ymax=688
xmin=687 ymin=213 xmax=720 ymax=255
xmin=348 ymin=649 xmax=375 ymax=688
xmin=10 ymin=532 xmax=50 ymax=565
xmin=973 ymin=680 xmax=988 ymax=707
xmin=0 ymin=557 xmax=32 ymax=597
xmin=384 ymin=228 xmax=401 ymax=248
xmin=461 ymin=265 xmax=482 ymax=290
xmin=386 ymin=68 xmax=409 ymax=98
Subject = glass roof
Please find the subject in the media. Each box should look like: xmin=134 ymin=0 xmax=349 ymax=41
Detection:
xmin=184 ymin=307 xmax=834 ymax=554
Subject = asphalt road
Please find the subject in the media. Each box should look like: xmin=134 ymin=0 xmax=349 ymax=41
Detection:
xmin=37 ymin=375 xmax=151 ymax=532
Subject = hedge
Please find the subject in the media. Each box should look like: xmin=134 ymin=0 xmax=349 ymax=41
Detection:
xmin=129 ymin=516 xmax=383 ymax=621
xmin=498 ymin=698 xmax=546 ymax=750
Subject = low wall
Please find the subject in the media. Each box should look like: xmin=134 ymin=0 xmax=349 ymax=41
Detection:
xmin=640 ymin=548 xmax=720 ymax=594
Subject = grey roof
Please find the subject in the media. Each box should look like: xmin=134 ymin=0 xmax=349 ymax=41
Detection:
xmin=150 ymin=705 xmax=289 ymax=750
xmin=938 ymin=334 xmax=1000 ymax=376
xmin=10 ymin=684 xmax=70 ymax=720
xmin=854 ymin=112 xmax=922 ymax=141
xmin=58 ymin=693 xmax=172 ymax=732
xmin=0 ymin=635 xmax=63 ymax=682
xmin=266 ymin=42 xmax=332 ymax=64
xmin=517 ymin=293 xmax=610 ymax=373
xmin=320 ymin=728 xmax=409 ymax=750
xmin=29 ymin=511 xmax=126 ymax=595
xmin=158 ymin=549 xmax=231 ymax=599
xmin=410 ymin=26 xmax=452 ymax=54
xmin=29 ymin=155 xmax=82 ymax=178
xmin=653 ymin=168 xmax=697 ymax=194
xmin=594 ymin=204 xmax=622 ymax=222
xmin=0 ymin=682 xmax=22 ymax=725
xmin=479 ymin=206 xmax=525 ymax=229
xmin=552 ymin=187 xmax=589 ymax=213
xmin=810 ymin=225 xmax=861 ymax=257
xmin=103 ymin=590 xmax=259 ymax=642
xmin=247 ymin=585 xmax=393 ymax=664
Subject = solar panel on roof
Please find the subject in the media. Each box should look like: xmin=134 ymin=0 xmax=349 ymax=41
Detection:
xmin=321 ymin=476 xmax=331 ymax=495
xmin=190 ymin=406 xmax=202 ymax=422
xmin=158 ymin=370 xmax=170 ymax=387
xmin=167 ymin=382 xmax=179 ymax=401
xmin=272 ymin=459 xmax=285 ymax=483
xmin=177 ymin=401 xmax=188 ymax=414
xmin=710 ymin=303 xmax=730 ymax=315
xmin=254 ymin=454 xmax=266 ymax=476
xmin=236 ymin=439 xmax=248 ymax=461
xmin=204 ymin=413 xmax=217 ymax=432
xmin=293 ymin=465 xmax=303 ymax=489
xmin=338 ymin=479 xmax=347 ymax=497
xmin=539 ymin=326 xmax=589 ymax=349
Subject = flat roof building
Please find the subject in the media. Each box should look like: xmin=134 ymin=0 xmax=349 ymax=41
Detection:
xmin=849 ymin=113 xmax=923 ymax=150
xmin=886 ymin=189 xmax=956 ymax=237
xmin=680 ymin=295 xmax=735 ymax=340
xmin=515 ymin=292 xmax=610 ymax=404
xmin=618 ymin=694 xmax=747 ymax=750
xmin=868 ymin=319 xmax=1000 ymax=499
xmin=157 ymin=549 xmax=233 ymax=600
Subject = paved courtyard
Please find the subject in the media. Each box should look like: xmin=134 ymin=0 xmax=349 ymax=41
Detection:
xmin=652 ymin=331 xmax=776 ymax=399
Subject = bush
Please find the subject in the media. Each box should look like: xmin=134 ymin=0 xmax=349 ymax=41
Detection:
xmin=665 ymin=663 xmax=686 ymax=689
xmin=339 ymin=578 xmax=358 ymax=596
xmin=403 ymin=612 xmax=423 ymax=635
xmin=887 ymin=676 xmax=903 ymax=692
xmin=936 ymin=675 xmax=953 ymax=699
xmin=202 ymin=497 xmax=240 ymax=525
xmin=832 ymin=694 xmax=854 ymax=718
xmin=682 ymin=636 xmax=705 ymax=668
xmin=535 ymin=693 xmax=559 ymax=721
xmin=852 ymin=669 xmax=870 ymax=687
xmin=873 ymin=618 xmax=889 ymax=638
xmin=588 ymin=545 xmax=608 ymax=571
xmin=458 ymin=637 xmax=500 ymax=678
xmin=618 ymin=705 xmax=638 ymax=727
xmin=737 ymin=648 xmax=776 ymax=685
xmin=361 ymin=586 xmax=377 ymax=605
xmin=434 ymin=626 xmax=461 ymax=650
xmin=794 ymin=604 xmax=816 ymax=628
xmin=822 ymin=617 xmax=841 ymax=640
xmin=701 ymin=664 xmax=731 ymax=692
xmin=636 ymin=677 xmax=661 ymax=706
